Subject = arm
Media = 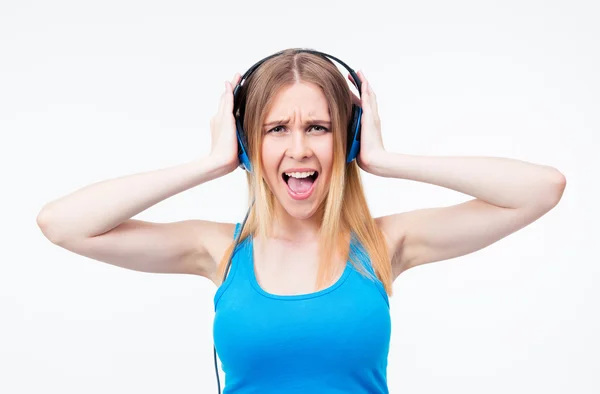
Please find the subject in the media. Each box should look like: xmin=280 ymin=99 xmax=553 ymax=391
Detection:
xmin=36 ymin=156 xmax=234 ymax=279
xmin=37 ymin=156 xmax=228 ymax=242
xmin=371 ymin=153 xmax=566 ymax=278
xmin=37 ymin=73 xmax=243 ymax=281
xmin=349 ymin=70 xmax=566 ymax=279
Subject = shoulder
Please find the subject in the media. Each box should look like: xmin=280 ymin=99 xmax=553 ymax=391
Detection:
xmin=374 ymin=214 xmax=407 ymax=252
xmin=374 ymin=214 xmax=409 ymax=277
xmin=188 ymin=220 xmax=237 ymax=284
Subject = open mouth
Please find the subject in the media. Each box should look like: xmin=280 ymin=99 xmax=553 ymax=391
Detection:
xmin=282 ymin=171 xmax=319 ymax=200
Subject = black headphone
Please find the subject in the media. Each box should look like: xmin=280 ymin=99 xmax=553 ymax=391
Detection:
xmin=232 ymin=48 xmax=363 ymax=173
xmin=213 ymin=49 xmax=362 ymax=394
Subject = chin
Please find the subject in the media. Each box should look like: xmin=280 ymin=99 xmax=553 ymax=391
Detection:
xmin=274 ymin=181 xmax=327 ymax=221
xmin=280 ymin=202 xmax=321 ymax=220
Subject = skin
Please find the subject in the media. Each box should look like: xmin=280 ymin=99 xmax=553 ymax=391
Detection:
xmin=260 ymin=81 xmax=334 ymax=243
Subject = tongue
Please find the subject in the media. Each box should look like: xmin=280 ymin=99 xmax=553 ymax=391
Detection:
xmin=287 ymin=176 xmax=314 ymax=194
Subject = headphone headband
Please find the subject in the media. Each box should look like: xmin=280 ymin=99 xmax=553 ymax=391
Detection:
xmin=232 ymin=49 xmax=362 ymax=99
xmin=233 ymin=48 xmax=363 ymax=172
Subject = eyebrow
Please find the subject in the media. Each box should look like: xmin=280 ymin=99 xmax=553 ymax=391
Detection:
xmin=263 ymin=118 xmax=332 ymax=127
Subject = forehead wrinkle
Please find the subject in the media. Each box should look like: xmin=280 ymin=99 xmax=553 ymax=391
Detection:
xmin=264 ymin=108 xmax=331 ymax=126
xmin=263 ymin=116 xmax=331 ymax=127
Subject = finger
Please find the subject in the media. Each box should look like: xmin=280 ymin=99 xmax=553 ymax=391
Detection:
xmin=347 ymin=73 xmax=358 ymax=88
xmin=217 ymin=82 xmax=228 ymax=117
xmin=357 ymin=70 xmax=369 ymax=97
xmin=347 ymin=73 xmax=364 ymax=107
xmin=357 ymin=70 xmax=379 ymax=113
xmin=353 ymin=70 xmax=369 ymax=112
xmin=347 ymin=73 xmax=364 ymax=100
xmin=371 ymin=93 xmax=378 ymax=114
xmin=231 ymin=72 xmax=242 ymax=87
xmin=350 ymin=91 xmax=361 ymax=107
xmin=368 ymin=81 xmax=379 ymax=114
xmin=224 ymin=80 xmax=235 ymax=113
xmin=225 ymin=73 xmax=242 ymax=113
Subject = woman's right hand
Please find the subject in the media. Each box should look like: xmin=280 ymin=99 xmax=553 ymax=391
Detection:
xmin=209 ymin=72 xmax=243 ymax=175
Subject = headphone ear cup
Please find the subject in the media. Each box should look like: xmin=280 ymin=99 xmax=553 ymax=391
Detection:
xmin=346 ymin=104 xmax=362 ymax=163
xmin=236 ymin=117 xmax=252 ymax=172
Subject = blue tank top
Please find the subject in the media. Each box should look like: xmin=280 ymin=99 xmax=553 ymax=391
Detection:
xmin=213 ymin=223 xmax=391 ymax=394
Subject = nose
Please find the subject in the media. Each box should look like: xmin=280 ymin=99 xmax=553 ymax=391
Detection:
xmin=286 ymin=129 xmax=313 ymax=161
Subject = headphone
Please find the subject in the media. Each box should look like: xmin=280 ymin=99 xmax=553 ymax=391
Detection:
xmin=213 ymin=49 xmax=362 ymax=394
xmin=232 ymin=48 xmax=363 ymax=173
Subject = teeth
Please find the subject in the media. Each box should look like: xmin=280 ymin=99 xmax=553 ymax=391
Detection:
xmin=285 ymin=171 xmax=315 ymax=179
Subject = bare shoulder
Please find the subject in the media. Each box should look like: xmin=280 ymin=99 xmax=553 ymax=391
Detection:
xmin=374 ymin=214 xmax=409 ymax=278
xmin=191 ymin=220 xmax=237 ymax=285
xmin=374 ymin=196 xmax=551 ymax=280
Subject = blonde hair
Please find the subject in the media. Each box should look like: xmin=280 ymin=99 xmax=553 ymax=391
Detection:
xmin=217 ymin=48 xmax=393 ymax=296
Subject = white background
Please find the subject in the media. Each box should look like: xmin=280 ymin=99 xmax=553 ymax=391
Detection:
xmin=1 ymin=0 xmax=598 ymax=393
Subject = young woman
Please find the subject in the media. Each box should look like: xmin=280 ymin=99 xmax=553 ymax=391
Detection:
xmin=36 ymin=48 xmax=566 ymax=393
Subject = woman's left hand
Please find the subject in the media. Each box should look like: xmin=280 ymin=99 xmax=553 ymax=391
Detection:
xmin=348 ymin=70 xmax=387 ymax=173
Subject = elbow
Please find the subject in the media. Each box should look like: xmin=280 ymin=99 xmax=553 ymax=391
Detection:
xmin=36 ymin=205 xmax=66 ymax=245
xmin=552 ymin=169 xmax=566 ymax=200
xmin=545 ymin=168 xmax=567 ymax=208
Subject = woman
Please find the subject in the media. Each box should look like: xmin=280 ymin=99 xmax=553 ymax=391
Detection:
xmin=36 ymin=48 xmax=566 ymax=393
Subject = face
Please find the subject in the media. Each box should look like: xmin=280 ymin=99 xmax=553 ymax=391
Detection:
xmin=260 ymin=81 xmax=334 ymax=222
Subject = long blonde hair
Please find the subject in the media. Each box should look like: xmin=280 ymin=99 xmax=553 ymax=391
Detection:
xmin=217 ymin=48 xmax=393 ymax=296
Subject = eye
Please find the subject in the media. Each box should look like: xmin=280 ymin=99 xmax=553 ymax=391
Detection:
xmin=265 ymin=126 xmax=284 ymax=134
xmin=266 ymin=125 xmax=329 ymax=134
xmin=309 ymin=125 xmax=329 ymax=133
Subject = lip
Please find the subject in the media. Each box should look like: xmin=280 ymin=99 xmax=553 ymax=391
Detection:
xmin=282 ymin=167 xmax=319 ymax=174
xmin=281 ymin=168 xmax=319 ymax=201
